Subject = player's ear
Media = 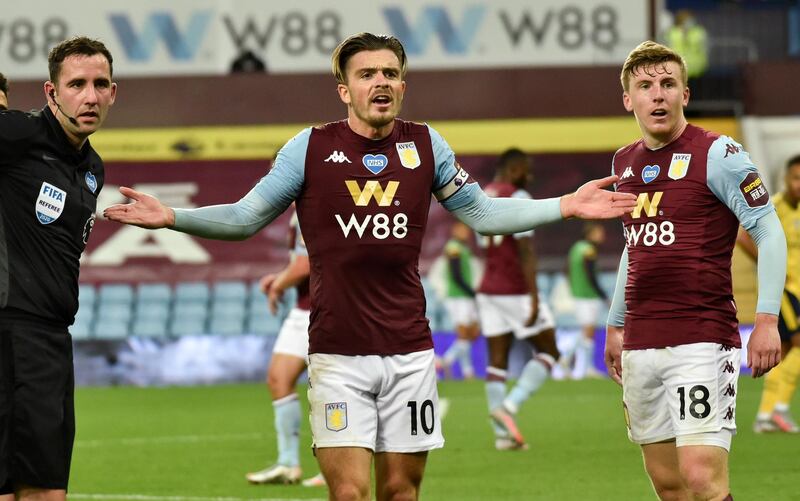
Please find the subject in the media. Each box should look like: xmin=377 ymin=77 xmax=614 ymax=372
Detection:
xmin=622 ymin=91 xmax=633 ymax=112
xmin=337 ymin=83 xmax=350 ymax=105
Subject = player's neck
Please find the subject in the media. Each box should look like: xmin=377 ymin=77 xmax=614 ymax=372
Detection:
xmin=783 ymin=191 xmax=799 ymax=208
xmin=642 ymin=119 xmax=688 ymax=150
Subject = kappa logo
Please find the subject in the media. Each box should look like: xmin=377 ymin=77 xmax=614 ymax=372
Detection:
xmin=324 ymin=151 xmax=351 ymax=164
xmin=325 ymin=402 xmax=348 ymax=432
xmin=396 ymin=141 xmax=421 ymax=169
xmin=35 ymin=182 xmax=67 ymax=225
xmin=723 ymin=143 xmax=740 ymax=158
xmin=620 ymin=166 xmax=634 ymax=179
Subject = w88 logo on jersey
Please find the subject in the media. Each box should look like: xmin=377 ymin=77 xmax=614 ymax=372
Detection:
xmin=625 ymin=221 xmax=675 ymax=247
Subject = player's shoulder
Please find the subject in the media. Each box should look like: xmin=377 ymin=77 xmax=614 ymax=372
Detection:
xmin=612 ymin=138 xmax=644 ymax=163
xmin=311 ymin=120 xmax=346 ymax=136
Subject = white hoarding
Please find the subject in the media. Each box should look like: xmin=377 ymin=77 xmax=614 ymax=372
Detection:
xmin=1 ymin=0 xmax=648 ymax=79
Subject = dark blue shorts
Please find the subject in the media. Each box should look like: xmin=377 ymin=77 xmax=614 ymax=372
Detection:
xmin=0 ymin=312 xmax=74 ymax=493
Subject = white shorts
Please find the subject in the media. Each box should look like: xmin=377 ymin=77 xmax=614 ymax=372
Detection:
xmin=573 ymin=298 xmax=604 ymax=327
xmin=622 ymin=342 xmax=740 ymax=450
xmin=443 ymin=297 xmax=478 ymax=326
xmin=272 ymin=308 xmax=310 ymax=361
xmin=476 ymin=293 xmax=555 ymax=339
xmin=307 ymin=348 xmax=445 ymax=453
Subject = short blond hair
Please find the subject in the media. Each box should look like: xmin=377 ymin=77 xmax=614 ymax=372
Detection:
xmin=331 ymin=32 xmax=407 ymax=84
xmin=620 ymin=40 xmax=687 ymax=91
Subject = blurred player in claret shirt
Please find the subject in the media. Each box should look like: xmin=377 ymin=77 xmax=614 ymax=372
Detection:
xmin=739 ymin=154 xmax=800 ymax=434
xmin=476 ymin=148 xmax=561 ymax=451
xmin=604 ymin=41 xmax=785 ymax=501
xmin=105 ymin=32 xmax=635 ymax=501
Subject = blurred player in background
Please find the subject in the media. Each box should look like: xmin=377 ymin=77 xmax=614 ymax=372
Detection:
xmin=0 ymin=37 xmax=116 ymax=501
xmin=438 ymin=220 xmax=480 ymax=379
xmin=477 ymin=148 xmax=561 ymax=451
xmin=105 ymin=32 xmax=635 ymax=501
xmin=739 ymin=154 xmax=800 ymax=434
xmin=0 ymin=73 xmax=8 ymax=110
xmin=245 ymin=209 xmax=325 ymax=487
xmin=563 ymin=222 xmax=608 ymax=379
xmin=604 ymin=41 xmax=784 ymax=501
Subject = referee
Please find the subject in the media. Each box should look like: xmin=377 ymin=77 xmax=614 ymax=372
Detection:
xmin=0 ymin=37 xmax=116 ymax=500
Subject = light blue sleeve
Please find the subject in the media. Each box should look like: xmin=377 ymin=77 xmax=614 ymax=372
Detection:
xmin=428 ymin=124 xmax=563 ymax=233
xmin=171 ymin=128 xmax=311 ymax=240
xmin=606 ymin=247 xmax=628 ymax=327
xmin=428 ymin=125 xmax=460 ymax=194
xmin=706 ymin=136 xmax=775 ymax=230
xmin=747 ymin=211 xmax=787 ymax=315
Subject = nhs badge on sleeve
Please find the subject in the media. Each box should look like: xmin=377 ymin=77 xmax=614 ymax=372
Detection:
xmin=35 ymin=182 xmax=66 ymax=224
xmin=362 ymin=154 xmax=389 ymax=175
xmin=396 ymin=141 xmax=421 ymax=169
xmin=85 ymin=172 xmax=98 ymax=193
xmin=325 ymin=402 xmax=348 ymax=432
xmin=668 ymin=153 xmax=691 ymax=180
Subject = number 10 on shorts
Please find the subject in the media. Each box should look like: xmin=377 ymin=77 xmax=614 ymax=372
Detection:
xmin=407 ymin=400 xmax=435 ymax=435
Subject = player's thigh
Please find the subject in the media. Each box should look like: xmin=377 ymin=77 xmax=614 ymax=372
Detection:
xmin=271 ymin=308 xmax=310 ymax=361
xmin=675 ymin=444 xmax=730 ymax=497
xmin=10 ymin=321 xmax=74 ymax=491
xmin=661 ymin=343 xmax=739 ymax=442
xmin=375 ymin=451 xmax=428 ymax=499
xmin=622 ymin=349 xmax=674 ymax=444
xmin=527 ymin=328 xmax=559 ymax=360
xmin=315 ymin=446 xmax=372 ymax=499
xmin=375 ymin=350 xmax=444 ymax=453
xmin=486 ymin=334 xmax=514 ymax=369
xmin=308 ymin=353 xmax=380 ymax=450
xmin=266 ymin=353 xmax=307 ymax=399
xmin=640 ymin=441 xmax=684 ymax=494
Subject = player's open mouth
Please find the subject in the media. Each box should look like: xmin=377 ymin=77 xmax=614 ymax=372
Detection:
xmin=651 ymin=109 xmax=667 ymax=117
xmin=372 ymin=95 xmax=391 ymax=105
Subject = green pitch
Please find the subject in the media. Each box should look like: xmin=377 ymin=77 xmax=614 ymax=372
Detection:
xmin=69 ymin=378 xmax=799 ymax=500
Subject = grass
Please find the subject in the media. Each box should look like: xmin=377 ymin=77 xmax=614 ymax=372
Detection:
xmin=69 ymin=377 xmax=799 ymax=500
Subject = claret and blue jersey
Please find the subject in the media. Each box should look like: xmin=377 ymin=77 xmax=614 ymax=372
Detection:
xmin=613 ymin=124 xmax=774 ymax=350
xmin=256 ymin=119 xmax=476 ymax=356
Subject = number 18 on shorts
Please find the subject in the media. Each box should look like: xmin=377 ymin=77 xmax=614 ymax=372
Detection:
xmin=622 ymin=342 xmax=740 ymax=448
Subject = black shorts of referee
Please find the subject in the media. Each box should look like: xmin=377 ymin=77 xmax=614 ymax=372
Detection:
xmin=0 ymin=309 xmax=74 ymax=493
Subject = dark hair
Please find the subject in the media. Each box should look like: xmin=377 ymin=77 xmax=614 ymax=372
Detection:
xmin=498 ymin=148 xmax=527 ymax=169
xmin=787 ymin=154 xmax=800 ymax=170
xmin=0 ymin=72 xmax=7 ymax=95
xmin=48 ymin=36 xmax=113 ymax=84
xmin=332 ymin=32 xmax=407 ymax=84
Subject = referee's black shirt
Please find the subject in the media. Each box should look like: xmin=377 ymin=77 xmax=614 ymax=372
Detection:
xmin=0 ymin=106 xmax=104 ymax=326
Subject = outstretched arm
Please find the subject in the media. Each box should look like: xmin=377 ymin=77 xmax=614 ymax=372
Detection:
xmin=103 ymin=185 xmax=284 ymax=241
xmin=446 ymin=176 xmax=636 ymax=235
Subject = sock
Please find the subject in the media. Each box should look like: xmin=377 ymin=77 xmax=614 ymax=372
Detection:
xmin=504 ymin=354 xmax=553 ymax=414
xmin=573 ymin=337 xmax=595 ymax=378
xmin=757 ymin=362 xmax=783 ymax=416
xmin=274 ymin=393 xmax=301 ymax=467
xmin=486 ymin=368 xmax=507 ymax=437
xmin=455 ymin=339 xmax=474 ymax=377
xmin=442 ymin=339 xmax=461 ymax=366
xmin=775 ymin=347 xmax=800 ymax=408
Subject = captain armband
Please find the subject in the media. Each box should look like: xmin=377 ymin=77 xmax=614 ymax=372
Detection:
xmin=434 ymin=167 xmax=471 ymax=201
